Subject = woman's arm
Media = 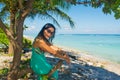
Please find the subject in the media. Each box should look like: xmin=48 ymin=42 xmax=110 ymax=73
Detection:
xmin=36 ymin=39 xmax=70 ymax=63
xmin=50 ymin=45 xmax=61 ymax=51
xmin=50 ymin=45 xmax=70 ymax=63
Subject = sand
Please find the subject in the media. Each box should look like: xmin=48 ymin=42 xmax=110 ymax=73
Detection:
xmin=0 ymin=49 xmax=120 ymax=80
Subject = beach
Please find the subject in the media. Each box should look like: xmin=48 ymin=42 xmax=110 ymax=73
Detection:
xmin=1 ymin=34 xmax=120 ymax=79
xmin=0 ymin=48 xmax=120 ymax=80
xmin=20 ymin=34 xmax=120 ymax=79
xmin=61 ymin=47 xmax=120 ymax=74
xmin=46 ymin=48 xmax=120 ymax=80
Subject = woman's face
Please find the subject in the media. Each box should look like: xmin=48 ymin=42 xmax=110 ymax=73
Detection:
xmin=44 ymin=27 xmax=54 ymax=39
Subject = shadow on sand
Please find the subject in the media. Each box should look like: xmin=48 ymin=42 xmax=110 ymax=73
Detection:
xmin=46 ymin=57 xmax=120 ymax=80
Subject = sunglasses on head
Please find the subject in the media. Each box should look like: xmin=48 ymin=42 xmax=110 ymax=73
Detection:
xmin=46 ymin=29 xmax=54 ymax=35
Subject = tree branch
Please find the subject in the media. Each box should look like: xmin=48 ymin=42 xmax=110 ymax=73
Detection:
xmin=47 ymin=60 xmax=63 ymax=78
xmin=0 ymin=19 xmax=21 ymax=50
xmin=0 ymin=19 xmax=15 ymax=41
xmin=21 ymin=0 xmax=34 ymax=18
xmin=18 ymin=0 xmax=24 ymax=10
xmin=76 ymin=1 xmax=91 ymax=4
xmin=66 ymin=0 xmax=102 ymax=5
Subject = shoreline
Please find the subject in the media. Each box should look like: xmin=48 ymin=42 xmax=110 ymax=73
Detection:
xmin=58 ymin=46 xmax=120 ymax=75
xmin=13 ymin=35 xmax=120 ymax=75
xmin=24 ymin=34 xmax=120 ymax=64
xmin=23 ymin=35 xmax=120 ymax=65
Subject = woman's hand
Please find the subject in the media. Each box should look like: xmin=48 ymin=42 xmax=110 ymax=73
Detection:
xmin=57 ymin=50 xmax=71 ymax=64
xmin=64 ymin=54 xmax=70 ymax=64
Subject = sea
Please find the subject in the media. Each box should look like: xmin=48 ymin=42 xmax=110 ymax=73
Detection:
xmin=27 ymin=34 xmax=120 ymax=64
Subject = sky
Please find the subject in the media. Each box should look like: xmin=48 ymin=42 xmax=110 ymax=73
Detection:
xmin=24 ymin=5 xmax=120 ymax=37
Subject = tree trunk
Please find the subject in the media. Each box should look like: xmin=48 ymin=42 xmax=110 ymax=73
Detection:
xmin=6 ymin=0 xmax=34 ymax=79
xmin=8 ymin=7 xmax=16 ymax=54
xmin=7 ymin=16 xmax=24 ymax=80
xmin=7 ymin=28 xmax=32 ymax=79
xmin=8 ymin=43 xmax=14 ymax=54
xmin=7 ymin=40 xmax=21 ymax=80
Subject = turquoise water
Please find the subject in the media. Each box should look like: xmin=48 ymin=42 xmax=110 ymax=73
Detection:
xmin=53 ymin=34 xmax=120 ymax=64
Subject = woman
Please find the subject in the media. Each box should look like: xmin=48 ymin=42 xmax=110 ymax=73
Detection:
xmin=30 ymin=23 xmax=70 ymax=80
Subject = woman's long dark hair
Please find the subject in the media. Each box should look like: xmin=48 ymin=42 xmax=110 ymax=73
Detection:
xmin=36 ymin=23 xmax=56 ymax=43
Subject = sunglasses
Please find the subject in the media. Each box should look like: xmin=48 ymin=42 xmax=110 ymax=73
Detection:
xmin=46 ymin=29 xmax=54 ymax=35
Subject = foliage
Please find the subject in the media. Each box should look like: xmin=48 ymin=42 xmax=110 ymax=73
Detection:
xmin=0 ymin=27 xmax=32 ymax=50
xmin=102 ymin=0 xmax=120 ymax=19
xmin=70 ymin=0 xmax=120 ymax=19
xmin=0 ymin=68 xmax=9 ymax=76
xmin=0 ymin=28 xmax=9 ymax=47
xmin=23 ymin=38 xmax=32 ymax=49
xmin=30 ymin=0 xmax=74 ymax=27
xmin=0 ymin=0 xmax=75 ymax=27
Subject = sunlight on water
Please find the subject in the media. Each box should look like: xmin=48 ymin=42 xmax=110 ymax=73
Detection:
xmin=53 ymin=34 xmax=120 ymax=64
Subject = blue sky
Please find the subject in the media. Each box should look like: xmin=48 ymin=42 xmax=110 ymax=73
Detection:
xmin=24 ymin=5 xmax=120 ymax=37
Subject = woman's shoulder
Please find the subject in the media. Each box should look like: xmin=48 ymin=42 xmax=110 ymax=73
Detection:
xmin=32 ymin=37 xmax=43 ymax=47
xmin=34 ymin=37 xmax=52 ymax=46
xmin=35 ymin=37 xmax=44 ymax=43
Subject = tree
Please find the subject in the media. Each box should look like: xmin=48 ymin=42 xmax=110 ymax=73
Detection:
xmin=0 ymin=0 xmax=120 ymax=80
xmin=0 ymin=0 xmax=74 ymax=79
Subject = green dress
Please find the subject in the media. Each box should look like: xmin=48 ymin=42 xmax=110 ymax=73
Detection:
xmin=30 ymin=47 xmax=58 ymax=80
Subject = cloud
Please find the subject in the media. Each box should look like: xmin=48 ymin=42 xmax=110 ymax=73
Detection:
xmin=27 ymin=26 xmax=36 ymax=31
xmin=63 ymin=26 xmax=73 ymax=31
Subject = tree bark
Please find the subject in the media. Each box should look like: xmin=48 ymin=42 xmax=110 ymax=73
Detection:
xmin=7 ymin=17 xmax=24 ymax=80
xmin=8 ymin=43 xmax=14 ymax=54
xmin=0 ymin=18 xmax=22 ymax=80
xmin=0 ymin=0 xmax=34 ymax=79
xmin=7 ymin=40 xmax=21 ymax=80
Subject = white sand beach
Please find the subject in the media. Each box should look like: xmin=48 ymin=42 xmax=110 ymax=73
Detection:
xmin=0 ymin=48 xmax=120 ymax=80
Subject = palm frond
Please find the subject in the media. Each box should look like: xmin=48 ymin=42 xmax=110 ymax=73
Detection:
xmin=48 ymin=7 xmax=75 ymax=28
xmin=51 ymin=0 xmax=71 ymax=10
xmin=37 ymin=12 xmax=61 ymax=27
xmin=27 ymin=9 xmax=38 ymax=19
xmin=26 ymin=0 xmax=74 ymax=28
